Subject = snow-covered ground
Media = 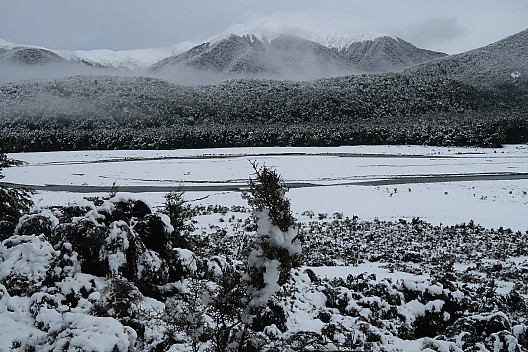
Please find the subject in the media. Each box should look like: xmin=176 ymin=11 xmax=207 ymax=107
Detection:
xmin=2 ymin=145 xmax=528 ymax=351
xmin=5 ymin=144 xmax=528 ymax=231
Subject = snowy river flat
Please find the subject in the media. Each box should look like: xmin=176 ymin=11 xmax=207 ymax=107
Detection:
xmin=4 ymin=144 xmax=528 ymax=230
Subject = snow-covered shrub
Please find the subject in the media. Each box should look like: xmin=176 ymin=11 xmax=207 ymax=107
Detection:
xmin=162 ymin=190 xmax=194 ymax=241
xmin=244 ymin=163 xmax=295 ymax=233
xmin=0 ymin=234 xmax=58 ymax=295
xmin=243 ymin=164 xmax=301 ymax=297
xmin=39 ymin=196 xmax=187 ymax=297
xmin=444 ymin=312 xmax=519 ymax=351
xmin=100 ymin=220 xmax=141 ymax=278
xmin=164 ymin=279 xmax=212 ymax=351
xmin=515 ymin=324 xmax=528 ymax=349
xmin=98 ymin=217 xmax=180 ymax=297
xmin=29 ymin=291 xmax=61 ymax=330
xmin=92 ymin=277 xmax=143 ymax=320
xmin=51 ymin=218 xmax=107 ymax=277
xmin=133 ymin=214 xmax=187 ymax=287
xmin=21 ymin=311 xmax=137 ymax=352
xmin=14 ymin=209 xmax=59 ymax=237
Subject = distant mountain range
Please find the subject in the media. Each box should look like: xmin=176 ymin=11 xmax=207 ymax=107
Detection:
xmin=151 ymin=22 xmax=446 ymax=77
xmin=2 ymin=23 xmax=526 ymax=90
xmin=0 ymin=38 xmax=194 ymax=70
xmin=0 ymin=44 xmax=66 ymax=65
xmin=0 ymin=22 xmax=446 ymax=79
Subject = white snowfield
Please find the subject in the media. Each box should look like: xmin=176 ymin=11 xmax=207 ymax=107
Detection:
xmin=5 ymin=144 xmax=528 ymax=231
xmin=54 ymin=42 xmax=196 ymax=70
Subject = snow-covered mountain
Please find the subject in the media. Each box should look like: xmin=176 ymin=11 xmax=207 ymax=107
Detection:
xmin=151 ymin=22 xmax=446 ymax=78
xmin=150 ymin=33 xmax=364 ymax=79
xmin=0 ymin=38 xmax=194 ymax=70
xmin=54 ymin=42 xmax=195 ymax=70
xmin=0 ymin=40 xmax=66 ymax=65
xmin=205 ymin=22 xmax=396 ymax=51
xmin=0 ymin=21 xmax=446 ymax=77
xmin=405 ymin=27 xmax=528 ymax=91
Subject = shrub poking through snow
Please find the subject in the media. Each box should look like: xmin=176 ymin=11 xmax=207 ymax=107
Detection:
xmin=243 ymin=163 xmax=301 ymax=312
xmin=161 ymin=189 xmax=195 ymax=250
xmin=244 ymin=162 xmax=295 ymax=232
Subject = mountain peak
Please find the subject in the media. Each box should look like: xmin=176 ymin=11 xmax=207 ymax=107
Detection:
xmin=0 ymin=38 xmax=35 ymax=50
xmin=206 ymin=22 xmax=396 ymax=50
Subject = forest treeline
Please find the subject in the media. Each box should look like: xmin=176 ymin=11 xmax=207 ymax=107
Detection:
xmin=0 ymin=74 xmax=526 ymax=151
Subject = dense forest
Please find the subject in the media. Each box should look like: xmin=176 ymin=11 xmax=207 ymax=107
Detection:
xmin=1 ymin=74 xmax=526 ymax=152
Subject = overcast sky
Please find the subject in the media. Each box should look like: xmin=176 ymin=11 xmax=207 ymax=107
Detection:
xmin=1 ymin=0 xmax=527 ymax=54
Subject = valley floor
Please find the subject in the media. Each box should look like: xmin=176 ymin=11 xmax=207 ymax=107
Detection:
xmin=1 ymin=145 xmax=528 ymax=351
xmin=5 ymin=144 xmax=528 ymax=230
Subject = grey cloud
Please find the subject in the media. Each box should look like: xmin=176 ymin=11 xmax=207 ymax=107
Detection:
xmin=0 ymin=0 xmax=526 ymax=54
xmin=395 ymin=18 xmax=466 ymax=49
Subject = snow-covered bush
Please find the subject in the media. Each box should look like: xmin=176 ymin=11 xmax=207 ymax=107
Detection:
xmin=13 ymin=196 xmax=187 ymax=298
xmin=15 ymin=209 xmax=59 ymax=237
xmin=20 ymin=311 xmax=137 ymax=352
xmin=0 ymin=234 xmax=58 ymax=295
xmin=245 ymin=165 xmax=300 ymax=276
xmin=242 ymin=164 xmax=301 ymax=339
xmin=162 ymin=189 xmax=194 ymax=247
xmin=92 ymin=277 xmax=143 ymax=321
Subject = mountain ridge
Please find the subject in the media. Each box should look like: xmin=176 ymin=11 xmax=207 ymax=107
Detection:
xmin=404 ymin=27 xmax=528 ymax=91
xmin=205 ymin=22 xmax=397 ymax=50
xmin=0 ymin=22 xmax=445 ymax=74
xmin=151 ymin=27 xmax=446 ymax=78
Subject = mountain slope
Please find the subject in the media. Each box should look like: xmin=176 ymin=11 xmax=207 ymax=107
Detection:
xmin=151 ymin=24 xmax=446 ymax=78
xmin=151 ymin=33 xmax=361 ymax=78
xmin=0 ymin=46 xmax=66 ymax=65
xmin=342 ymin=36 xmax=446 ymax=73
xmin=404 ymin=28 xmax=528 ymax=91
xmin=55 ymin=42 xmax=195 ymax=70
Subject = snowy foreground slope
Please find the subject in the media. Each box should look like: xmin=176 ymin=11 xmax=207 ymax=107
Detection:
xmin=1 ymin=145 xmax=527 ymax=351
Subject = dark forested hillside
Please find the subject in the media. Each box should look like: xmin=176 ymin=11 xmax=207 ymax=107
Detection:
xmin=404 ymin=28 xmax=528 ymax=92
xmin=0 ymin=74 xmax=526 ymax=152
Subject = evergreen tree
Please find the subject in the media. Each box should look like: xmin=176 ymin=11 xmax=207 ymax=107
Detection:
xmin=162 ymin=188 xmax=193 ymax=249
xmin=0 ymin=151 xmax=34 ymax=237
xmin=243 ymin=162 xmax=301 ymax=306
